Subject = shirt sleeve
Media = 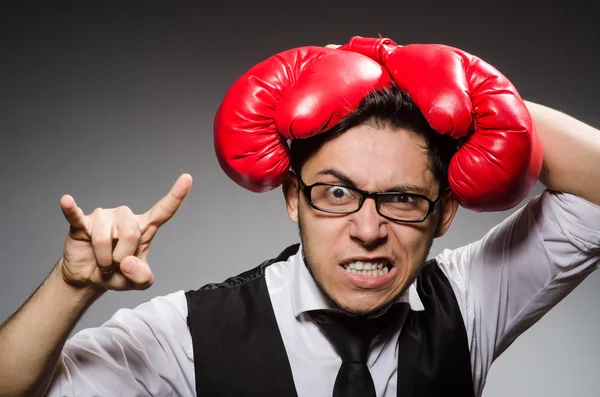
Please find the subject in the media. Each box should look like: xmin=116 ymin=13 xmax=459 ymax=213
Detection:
xmin=436 ymin=190 xmax=600 ymax=391
xmin=44 ymin=290 xmax=195 ymax=397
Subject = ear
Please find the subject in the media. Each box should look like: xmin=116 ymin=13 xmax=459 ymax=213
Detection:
xmin=282 ymin=172 xmax=300 ymax=224
xmin=434 ymin=192 xmax=459 ymax=238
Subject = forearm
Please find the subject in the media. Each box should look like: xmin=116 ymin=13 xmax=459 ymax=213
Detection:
xmin=526 ymin=101 xmax=600 ymax=206
xmin=0 ymin=260 xmax=103 ymax=397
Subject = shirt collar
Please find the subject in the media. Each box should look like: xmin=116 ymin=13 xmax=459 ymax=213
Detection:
xmin=290 ymin=245 xmax=425 ymax=317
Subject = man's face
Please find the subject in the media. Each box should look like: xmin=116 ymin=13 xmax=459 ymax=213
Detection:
xmin=284 ymin=123 xmax=457 ymax=314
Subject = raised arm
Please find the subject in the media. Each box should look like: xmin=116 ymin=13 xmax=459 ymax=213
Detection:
xmin=0 ymin=174 xmax=192 ymax=397
xmin=526 ymin=101 xmax=600 ymax=205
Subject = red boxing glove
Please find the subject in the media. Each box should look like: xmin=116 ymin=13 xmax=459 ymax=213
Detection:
xmin=214 ymin=47 xmax=392 ymax=192
xmin=340 ymin=37 xmax=544 ymax=212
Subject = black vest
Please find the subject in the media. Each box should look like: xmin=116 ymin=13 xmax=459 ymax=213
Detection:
xmin=185 ymin=245 xmax=474 ymax=396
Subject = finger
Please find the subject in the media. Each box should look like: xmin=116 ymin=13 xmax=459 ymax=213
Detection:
xmin=90 ymin=267 xmax=148 ymax=291
xmin=143 ymin=173 xmax=193 ymax=227
xmin=90 ymin=211 xmax=115 ymax=274
xmin=119 ymin=256 xmax=154 ymax=290
xmin=112 ymin=207 xmax=142 ymax=264
xmin=60 ymin=195 xmax=88 ymax=230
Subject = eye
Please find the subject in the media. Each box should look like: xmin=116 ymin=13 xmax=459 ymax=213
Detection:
xmin=393 ymin=194 xmax=412 ymax=203
xmin=327 ymin=186 xmax=352 ymax=199
xmin=380 ymin=193 xmax=416 ymax=205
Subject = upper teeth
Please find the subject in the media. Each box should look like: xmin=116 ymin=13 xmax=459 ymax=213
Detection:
xmin=345 ymin=261 xmax=386 ymax=270
xmin=344 ymin=261 xmax=389 ymax=276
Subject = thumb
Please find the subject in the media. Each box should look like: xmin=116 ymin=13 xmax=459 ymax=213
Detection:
xmin=120 ymin=256 xmax=155 ymax=290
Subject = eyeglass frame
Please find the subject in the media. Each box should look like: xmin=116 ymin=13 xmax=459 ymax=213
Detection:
xmin=295 ymin=175 xmax=449 ymax=223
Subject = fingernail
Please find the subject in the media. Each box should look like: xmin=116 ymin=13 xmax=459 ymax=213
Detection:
xmin=99 ymin=265 xmax=114 ymax=275
xmin=123 ymin=257 xmax=138 ymax=273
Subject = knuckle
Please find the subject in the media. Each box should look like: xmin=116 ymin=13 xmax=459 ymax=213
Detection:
xmin=92 ymin=235 xmax=112 ymax=247
xmin=116 ymin=205 xmax=134 ymax=215
xmin=119 ymin=227 xmax=141 ymax=242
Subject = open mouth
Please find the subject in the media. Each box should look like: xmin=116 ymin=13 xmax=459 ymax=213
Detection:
xmin=342 ymin=260 xmax=391 ymax=276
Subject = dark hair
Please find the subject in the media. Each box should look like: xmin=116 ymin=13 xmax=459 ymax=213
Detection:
xmin=289 ymin=83 xmax=459 ymax=194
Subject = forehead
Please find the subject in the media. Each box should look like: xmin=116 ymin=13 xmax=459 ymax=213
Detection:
xmin=302 ymin=123 xmax=437 ymax=193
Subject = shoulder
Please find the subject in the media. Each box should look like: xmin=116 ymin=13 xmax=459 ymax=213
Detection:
xmin=129 ymin=290 xmax=189 ymax=320
xmin=98 ymin=290 xmax=190 ymax=345
xmin=186 ymin=244 xmax=300 ymax=296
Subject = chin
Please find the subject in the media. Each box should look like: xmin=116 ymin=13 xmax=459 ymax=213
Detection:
xmin=331 ymin=290 xmax=394 ymax=315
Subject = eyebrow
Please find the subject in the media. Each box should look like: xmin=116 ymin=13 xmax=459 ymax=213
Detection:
xmin=316 ymin=168 xmax=358 ymax=188
xmin=315 ymin=168 xmax=432 ymax=196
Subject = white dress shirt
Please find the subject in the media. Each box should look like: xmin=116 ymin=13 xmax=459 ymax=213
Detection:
xmin=46 ymin=191 xmax=600 ymax=397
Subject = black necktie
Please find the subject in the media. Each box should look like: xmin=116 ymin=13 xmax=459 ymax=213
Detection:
xmin=308 ymin=306 xmax=400 ymax=397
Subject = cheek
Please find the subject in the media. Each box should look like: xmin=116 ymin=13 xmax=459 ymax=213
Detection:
xmin=299 ymin=206 xmax=348 ymax=262
xmin=389 ymin=221 xmax=437 ymax=263
xmin=302 ymin=211 xmax=346 ymax=246
xmin=399 ymin=226 xmax=428 ymax=249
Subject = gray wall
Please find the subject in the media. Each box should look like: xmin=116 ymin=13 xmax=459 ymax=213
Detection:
xmin=1 ymin=1 xmax=598 ymax=395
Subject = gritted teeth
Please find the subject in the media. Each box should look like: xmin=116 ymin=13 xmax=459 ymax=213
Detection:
xmin=343 ymin=260 xmax=390 ymax=276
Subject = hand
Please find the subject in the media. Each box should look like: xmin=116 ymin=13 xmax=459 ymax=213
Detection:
xmin=338 ymin=37 xmax=543 ymax=211
xmin=57 ymin=173 xmax=193 ymax=292
xmin=214 ymin=46 xmax=390 ymax=192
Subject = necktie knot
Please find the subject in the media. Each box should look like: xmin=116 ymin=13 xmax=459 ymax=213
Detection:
xmin=308 ymin=305 xmax=400 ymax=397
xmin=309 ymin=311 xmax=376 ymax=362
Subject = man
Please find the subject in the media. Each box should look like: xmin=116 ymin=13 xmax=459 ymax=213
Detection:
xmin=0 ymin=38 xmax=598 ymax=397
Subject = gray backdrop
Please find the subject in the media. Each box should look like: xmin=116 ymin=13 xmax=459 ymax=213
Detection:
xmin=1 ymin=1 xmax=599 ymax=396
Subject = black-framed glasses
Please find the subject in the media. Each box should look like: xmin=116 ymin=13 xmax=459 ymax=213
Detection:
xmin=297 ymin=177 xmax=447 ymax=223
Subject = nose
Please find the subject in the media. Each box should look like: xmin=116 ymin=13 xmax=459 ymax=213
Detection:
xmin=348 ymin=197 xmax=388 ymax=247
